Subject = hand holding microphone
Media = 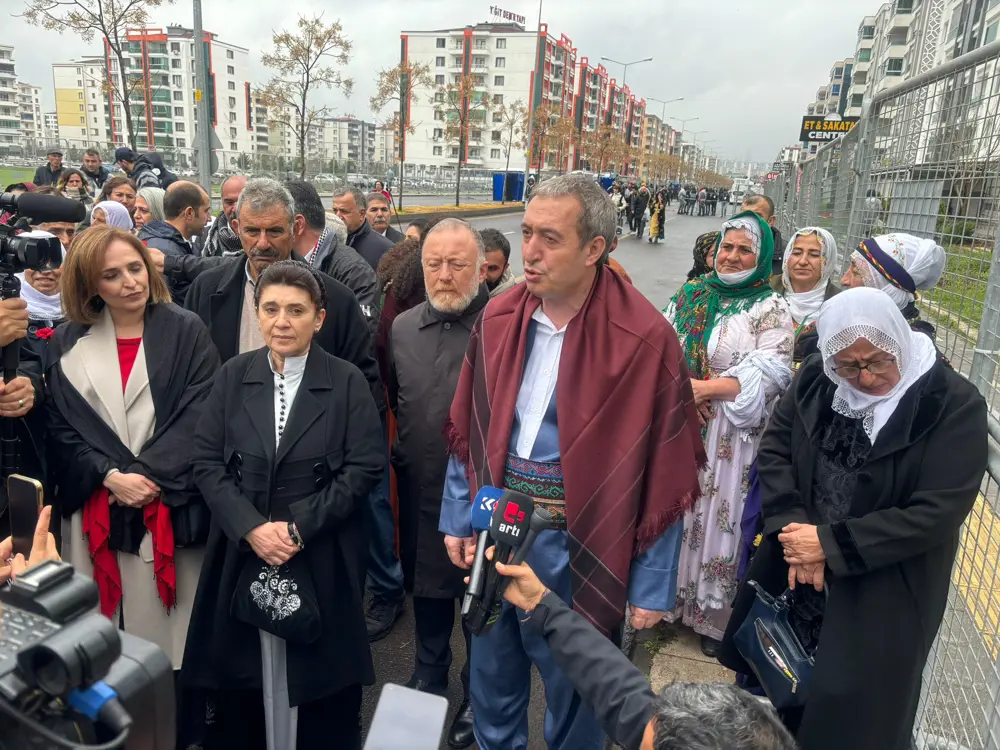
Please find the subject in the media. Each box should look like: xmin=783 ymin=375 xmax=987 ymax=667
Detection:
xmin=464 ymin=547 xmax=549 ymax=614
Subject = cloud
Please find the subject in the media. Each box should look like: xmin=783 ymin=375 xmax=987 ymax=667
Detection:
xmin=7 ymin=0 xmax=877 ymax=161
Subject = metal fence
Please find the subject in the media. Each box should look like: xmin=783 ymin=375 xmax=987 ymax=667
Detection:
xmin=764 ymin=40 xmax=1000 ymax=750
xmin=0 ymin=141 xmax=495 ymax=197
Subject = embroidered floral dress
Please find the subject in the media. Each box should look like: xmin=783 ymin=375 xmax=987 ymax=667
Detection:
xmin=663 ymin=294 xmax=793 ymax=640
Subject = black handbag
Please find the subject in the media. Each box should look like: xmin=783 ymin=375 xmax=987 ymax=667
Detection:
xmin=734 ymin=581 xmax=819 ymax=709
xmin=231 ymin=554 xmax=322 ymax=645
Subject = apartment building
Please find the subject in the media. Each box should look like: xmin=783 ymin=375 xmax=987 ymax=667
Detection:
xmin=17 ymin=82 xmax=43 ymax=146
xmin=43 ymin=111 xmax=59 ymax=143
xmin=375 ymin=124 xmax=397 ymax=165
xmin=308 ymin=117 xmax=377 ymax=166
xmin=52 ymin=56 xmax=109 ymax=146
xmin=0 ymin=46 xmax=20 ymax=151
xmin=641 ymin=113 xmax=676 ymax=157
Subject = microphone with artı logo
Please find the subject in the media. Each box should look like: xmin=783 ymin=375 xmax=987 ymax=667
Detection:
xmin=464 ymin=491 xmax=534 ymax=636
xmin=495 ymin=506 xmax=556 ymax=599
xmin=461 ymin=486 xmax=505 ymax=617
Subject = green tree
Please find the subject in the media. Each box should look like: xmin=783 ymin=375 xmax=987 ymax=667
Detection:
xmin=260 ymin=14 xmax=353 ymax=180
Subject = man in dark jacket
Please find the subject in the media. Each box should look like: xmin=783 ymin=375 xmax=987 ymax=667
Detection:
xmin=183 ymin=178 xmax=383 ymax=413
xmin=495 ymin=556 xmax=796 ymax=750
xmin=332 ymin=187 xmax=393 ymax=270
xmin=202 ymin=174 xmax=247 ymax=257
xmin=742 ymin=194 xmax=784 ymax=278
xmin=80 ymin=148 xmax=110 ymax=193
xmin=389 ymin=218 xmax=490 ymax=748
xmin=33 ymin=147 xmax=65 ymax=187
xmin=115 ymin=147 xmax=177 ymax=190
xmin=139 ymin=181 xmax=211 ymax=306
xmin=285 ymin=180 xmax=379 ymax=337
xmin=366 ymin=191 xmax=405 ymax=243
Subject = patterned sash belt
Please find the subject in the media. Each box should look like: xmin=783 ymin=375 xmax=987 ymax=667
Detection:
xmin=502 ymin=453 xmax=568 ymax=530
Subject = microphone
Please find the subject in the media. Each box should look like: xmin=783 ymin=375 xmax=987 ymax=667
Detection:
xmin=496 ymin=507 xmax=556 ymax=599
xmin=0 ymin=192 xmax=87 ymax=224
xmin=462 ymin=486 xmax=504 ymax=617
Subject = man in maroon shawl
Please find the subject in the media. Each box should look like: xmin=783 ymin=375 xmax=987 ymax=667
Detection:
xmin=438 ymin=175 xmax=704 ymax=750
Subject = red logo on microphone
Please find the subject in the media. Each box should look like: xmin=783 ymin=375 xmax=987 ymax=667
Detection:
xmin=503 ymin=502 xmax=526 ymax=524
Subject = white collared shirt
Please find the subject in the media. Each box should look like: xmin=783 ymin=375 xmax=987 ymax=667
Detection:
xmin=269 ymin=351 xmax=307 ymax=446
xmin=514 ymin=308 xmax=565 ymax=459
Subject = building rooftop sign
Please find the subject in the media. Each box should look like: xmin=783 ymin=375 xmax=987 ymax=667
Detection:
xmin=489 ymin=5 xmax=527 ymax=25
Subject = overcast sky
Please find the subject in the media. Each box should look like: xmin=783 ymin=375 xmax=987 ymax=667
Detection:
xmin=7 ymin=0 xmax=878 ymax=161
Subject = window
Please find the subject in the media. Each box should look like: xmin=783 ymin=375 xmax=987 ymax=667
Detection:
xmin=850 ymin=94 xmax=864 ymax=108
xmin=172 ymin=75 xmax=183 ymax=87
xmin=861 ymin=25 xmax=876 ymax=39
xmin=496 ymin=38 xmax=506 ymax=49
xmin=76 ymin=67 xmax=82 ymax=74
xmin=494 ymin=75 xmax=505 ymax=86
xmin=858 ymin=48 xmax=872 ymax=62
xmin=896 ymin=0 xmax=913 ymax=11
xmin=436 ymin=38 xmax=446 ymax=48
xmin=491 ymin=148 xmax=501 ymax=159
xmin=434 ymin=110 xmax=444 ymax=120
xmin=79 ymin=104 xmax=84 ymax=111
xmin=433 ymin=127 xmax=443 ymax=138
xmin=492 ymin=130 xmax=502 ymax=142
xmin=495 ymin=57 xmax=505 ymax=68
xmin=450 ymin=146 xmax=459 ymax=157
xmin=474 ymin=56 xmax=486 ymax=67
xmin=229 ymin=127 xmax=237 ymax=137
xmin=227 ymin=49 xmax=235 ymax=59
xmin=492 ymin=94 xmax=503 ymax=105
xmin=228 ymin=81 xmax=236 ymax=90
xmin=227 ymin=65 xmax=235 ymax=75
xmin=833 ymin=67 xmax=843 ymax=78
xmin=435 ymin=74 xmax=445 ymax=85
xmin=228 ymin=96 xmax=237 ymax=107
xmin=231 ymin=141 xmax=238 ymax=150
xmin=433 ymin=145 xmax=443 ymax=155
xmin=831 ymin=84 xmax=841 ymax=95
xmin=435 ymin=92 xmax=445 ymax=103
xmin=475 ymin=39 xmax=486 ymax=49
xmin=471 ymin=129 xmax=482 ymax=140
xmin=469 ymin=147 xmax=481 ymax=158
xmin=229 ymin=112 xmax=237 ymax=122
xmin=177 ymin=138 xmax=186 ymax=147
xmin=78 ymin=92 xmax=83 ymax=99
xmin=492 ymin=111 xmax=503 ymax=123
xmin=987 ymin=21 xmax=999 ymax=44
xmin=175 ymin=122 xmax=185 ymax=132
xmin=171 ymin=42 xmax=181 ymax=54
xmin=886 ymin=58 xmax=904 ymax=76
xmin=174 ymin=106 xmax=184 ymax=116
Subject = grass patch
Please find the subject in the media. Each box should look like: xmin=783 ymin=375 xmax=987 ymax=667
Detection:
xmin=397 ymin=201 xmax=522 ymax=215
xmin=0 ymin=166 xmax=36 ymax=188
xmin=923 ymin=244 xmax=991 ymax=327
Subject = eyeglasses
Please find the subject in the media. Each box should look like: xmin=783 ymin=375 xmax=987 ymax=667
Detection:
xmin=831 ymin=357 xmax=897 ymax=379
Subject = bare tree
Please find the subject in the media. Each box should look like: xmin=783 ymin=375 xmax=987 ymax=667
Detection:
xmin=548 ymin=117 xmax=577 ymax=174
xmin=260 ymin=14 xmax=353 ymax=180
xmin=526 ymin=103 xmax=559 ymax=173
xmin=436 ymin=72 xmax=491 ymax=207
xmin=497 ymin=99 xmax=525 ymax=203
xmin=21 ymin=0 xmax=176 ymax=150
xmin=370 ymin=60 xmax=434 ymax=210
xmin=579 ymin=125 xmax=623 ymax=175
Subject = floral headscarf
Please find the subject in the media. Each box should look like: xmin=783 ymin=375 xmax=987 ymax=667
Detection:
xmin=847 ymin=233 xmax=945 ymax=310
xmin=668 ymin=210 xmax=777 ymax=378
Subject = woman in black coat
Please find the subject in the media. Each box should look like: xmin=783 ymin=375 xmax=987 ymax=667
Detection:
xmin=182 ymin=261 xmax=383 ymax=750
xmin=719 ymin=287 xmax=988 ymax=750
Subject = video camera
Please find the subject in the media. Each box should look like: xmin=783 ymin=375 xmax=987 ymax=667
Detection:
xmin=0 ymin=191 xmax=82 ymax=273
xmin=0 ymin=560 xmax=175 ymax=749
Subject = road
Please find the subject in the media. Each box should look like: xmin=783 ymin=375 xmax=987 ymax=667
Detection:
xmin=361 ymin=203 xmax=724 ymax=748
xmin=321 ymin=193 xmax=493 ymax=210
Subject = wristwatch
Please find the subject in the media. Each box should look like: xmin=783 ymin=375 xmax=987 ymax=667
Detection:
xmin=287 ymin=521 xmax=304 ymax=550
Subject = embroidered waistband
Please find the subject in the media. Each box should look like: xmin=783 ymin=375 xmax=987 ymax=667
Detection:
xmin=503 ymin=453 xmax=567 ymax=529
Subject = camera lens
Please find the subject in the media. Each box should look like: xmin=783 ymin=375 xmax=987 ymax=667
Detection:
xmin=18 ymin=614 xmax=120 ymax=695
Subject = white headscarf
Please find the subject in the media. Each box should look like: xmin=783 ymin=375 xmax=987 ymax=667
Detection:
xmin=817 ymin=287 xmax=938 ymax=443
xmin=92 ymin=200 xmax=134 ymax=231
xmin=14 ymin=230 xmax=63 ymax=320
xmin=848 ymin=233 xmax=946 ymax=310
xmin=781 ymin=227 xmax=837 ymax=326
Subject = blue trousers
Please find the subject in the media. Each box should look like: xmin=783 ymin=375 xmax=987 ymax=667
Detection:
xmin=470 ymin=530 xmax=605 ymax=750
xmin=364 ymin=418 xmax=404 ymax=602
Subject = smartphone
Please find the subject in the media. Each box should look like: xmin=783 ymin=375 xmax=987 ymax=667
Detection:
xmin=8 ymin=474 xmax=43 ymax=559
xmin=363 ymin=683 xmax=448 ymax=750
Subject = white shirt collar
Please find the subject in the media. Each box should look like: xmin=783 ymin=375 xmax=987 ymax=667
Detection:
xmin=268 ymin=350 xmax=308 ymax=377
xmin=531 ymin=306 xmax=566 ymax=333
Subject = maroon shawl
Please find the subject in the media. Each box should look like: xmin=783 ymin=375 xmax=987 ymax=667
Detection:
xmin=445 ymin=266 xmax=705 ymax=635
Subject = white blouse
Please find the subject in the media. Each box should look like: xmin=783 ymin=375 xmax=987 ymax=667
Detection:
xmin=269 ymin=351 xmax=307 ymax=446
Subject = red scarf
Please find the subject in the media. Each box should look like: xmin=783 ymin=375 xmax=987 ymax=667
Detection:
xmin=444 ymin=267 xmax=705 ymax=634
xmin=82 ymin=338 xmax=176 ymax=618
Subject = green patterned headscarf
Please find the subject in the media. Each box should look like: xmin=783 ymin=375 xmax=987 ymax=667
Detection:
xmin=667 ymin=210 xmax=777 ymax=378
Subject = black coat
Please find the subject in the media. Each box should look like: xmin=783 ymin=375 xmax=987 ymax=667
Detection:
xmin=181 ymin=346 xmax=383 ymax=706
xmin=383 ymin=225 xmax=405 ymax=244
xmin=138 ymin=220 xmax=195 ymax=306
xmin=719 ymin=355 xmax=988 ymax=750
xmin=312 ymin=230 xmax=379 ymax=339
xmin=388 ymin=288 xmax=489 ymax=597
xmin=183 ymin=255 xmax=384 ymax=413
xmin=347 ymin=219 xmax=394 ymax=270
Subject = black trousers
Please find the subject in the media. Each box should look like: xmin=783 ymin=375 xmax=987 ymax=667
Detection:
xmin=413 ymin=595 xmax=471 ymax=695
xmin=205 ymin=683 xmax=363 ymax=750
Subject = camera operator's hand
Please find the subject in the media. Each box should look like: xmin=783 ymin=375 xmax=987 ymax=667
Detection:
xmin=104 ymin=471 xmax=160 ymax=508
xmin=147 ymin=247 xmax=166 ymax=273
xmin=490 ymin=546 xmax=549 ymax=613
xmin=0 ymin=376 xmax=34 ymax=418
xmin=0 ymin=298 xmax=29 ymax=347
xmin=0 ymin=505 xmax=60 ymax=585
xmin=245 ymin=522 xmax=299 ymax=566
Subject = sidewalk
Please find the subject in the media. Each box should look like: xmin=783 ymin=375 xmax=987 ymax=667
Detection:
xmin=637 ymin=622 xmax=735 ymax=692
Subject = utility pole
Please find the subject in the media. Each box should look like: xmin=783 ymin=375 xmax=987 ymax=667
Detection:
xmin=193 ymin=0 xmax=213 ymax=194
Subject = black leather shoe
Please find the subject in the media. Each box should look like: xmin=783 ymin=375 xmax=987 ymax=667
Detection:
xmin=700 ymin=635 xmax=721 ymax=658
xmin=404 ymin=674 xmax=447 ymax=696
xmin=447 ymin=698 xmax=475 ymax=749
xmin=366 ymin=596 xmax=405 ymax=642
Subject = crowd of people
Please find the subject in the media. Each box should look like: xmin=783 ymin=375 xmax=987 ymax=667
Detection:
xmin=0 ymin=156 xmax=989 ymax=750
xmin=608 ymin=181 xmax=732 ymax=243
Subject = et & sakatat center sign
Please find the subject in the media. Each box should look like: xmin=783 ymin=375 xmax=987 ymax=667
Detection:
xmin=799 ymin=117 xmax=859 ymax=143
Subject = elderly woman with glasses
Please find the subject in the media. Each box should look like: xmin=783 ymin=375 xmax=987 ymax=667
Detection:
xmin=719 ymin=287 xmax=987 ymax=750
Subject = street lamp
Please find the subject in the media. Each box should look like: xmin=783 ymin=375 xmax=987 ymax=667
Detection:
xmin=600 ymin=56 xmax=653 ymax=90
xmin=647 ymin=96 xmax=682 ymax=153
xmin=523 ymin=0 xmax=545 ymax=189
